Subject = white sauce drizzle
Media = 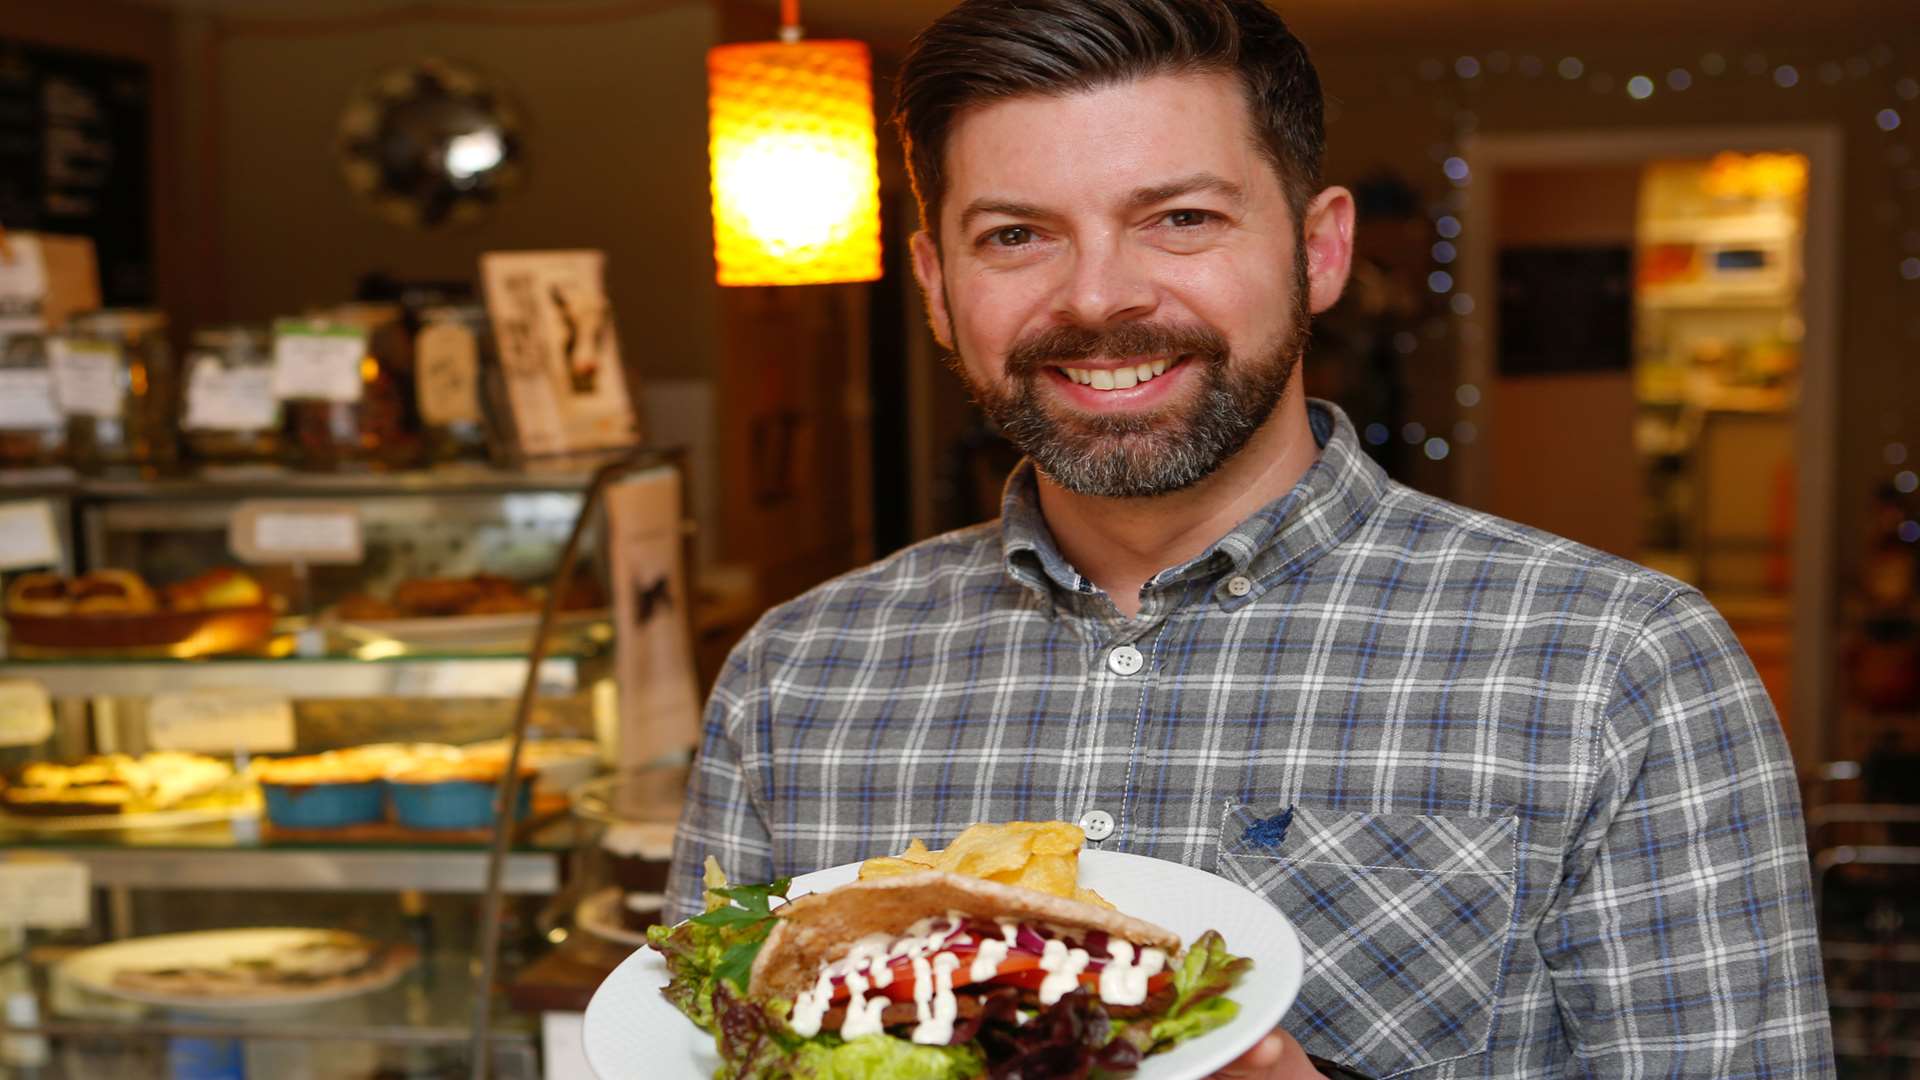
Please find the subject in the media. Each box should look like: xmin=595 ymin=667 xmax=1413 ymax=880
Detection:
xmin=1036 ymin=938 xmax=1092 ymax=1005
xmin=912 ymin=952 xmax=963 ymax=1044
xmin=969 ymin=936 xmax=1010 ymax=982
xmin=839 ymin=971 xmax=888 ymax=1038
xmin=788 ymin=968 xmax=834 ymax=1037
xmin=1095 ymin=940 xmax=1167 ymax=1006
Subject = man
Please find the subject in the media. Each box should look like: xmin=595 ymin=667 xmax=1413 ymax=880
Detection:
xmin=668 ymin=1 xmax=1834 ymax=1076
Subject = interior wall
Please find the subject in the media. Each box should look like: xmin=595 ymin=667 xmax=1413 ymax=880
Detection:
xmin=200 ymin=2 xmax=721 ymax=385
xmin=1486 ymin=164 xmax=1642 ymax=561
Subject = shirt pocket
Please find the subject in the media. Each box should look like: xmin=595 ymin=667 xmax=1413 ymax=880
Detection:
xmin=1216 ymin=803 xmax=1517 ymax=1078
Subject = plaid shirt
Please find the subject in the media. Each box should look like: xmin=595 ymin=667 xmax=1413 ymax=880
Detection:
xmin=668 ymin=401 xmax=1832 ymax=1078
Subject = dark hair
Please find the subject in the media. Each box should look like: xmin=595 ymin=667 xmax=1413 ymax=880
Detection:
xmin=893 ymin=0 xmax=1325 ymax=239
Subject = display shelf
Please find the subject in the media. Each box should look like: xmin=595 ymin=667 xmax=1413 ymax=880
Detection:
xmin=0 ymin=652 xmax=587 ymax=699
xmin=0 ymin=818 xmax=573 ymax=894
xmin=0 ymin=954 xmax=539 ymax=1049
xmin=0 ymin=457 xmax=639 ymax=502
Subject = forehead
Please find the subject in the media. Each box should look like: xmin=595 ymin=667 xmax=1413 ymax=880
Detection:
xmin=938 ymin=72 xmax=1274 ymax=223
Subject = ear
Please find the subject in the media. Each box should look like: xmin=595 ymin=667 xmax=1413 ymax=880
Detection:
xmin=910 ymin=229 xmax=955 ymax=350
xmin=1300 ymin=186 xmax=1357 ymax=315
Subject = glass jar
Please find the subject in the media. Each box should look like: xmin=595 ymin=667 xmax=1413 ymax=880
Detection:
xmin=0 ymin=334 xmax=67 ymax=468
xmin=280 ymin=305 xmax=421 ymax=472
xmin=60 ymin=309 xmax=176 ymax=473
xmin=181 ymin=326 xmax=282 ymax=467
xmin=414 ymin=305 xmax=504 ymax=465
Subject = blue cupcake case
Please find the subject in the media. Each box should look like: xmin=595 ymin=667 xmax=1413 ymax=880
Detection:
xmin=262 ymin=780 xmax=384 ymax=828
xmin=389 ymin=779 xmax=530 ymax=830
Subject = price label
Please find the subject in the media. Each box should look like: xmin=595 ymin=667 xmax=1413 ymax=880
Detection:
xmin=415 ymin=321 xmax=482 ymax=425
xmin=184 ymin=357 xmax=277 ymax=432
xmin=148 ymin=689 xmax=295 ymax=753
xmin=0 ymin=234 xmax=48 ymax=336
xmin=0 ymin=500 xmax=61 ymax=571
xmin=0 ymin=856 xmax=89 ymax=929
xmin=0 ymin=680 xmax=52 ymax=748
xmin=271 ymin=322 xmax=366 ymax=403
xmin=48 ymin=338 xmax=123 ymax=418
xmin=0 ymin=371 xmax=61 ymax=429
xmin=228 ymin=501 xmax=363 ymax=565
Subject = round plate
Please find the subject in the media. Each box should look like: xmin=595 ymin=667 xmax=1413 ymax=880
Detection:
xmin=59 ymin=928 xmax=416 ymax=1016
xmin=575 ymin=886 xmax=660 ymax=949
xmin=583 ymin=849 xmax=1303 ymax=1080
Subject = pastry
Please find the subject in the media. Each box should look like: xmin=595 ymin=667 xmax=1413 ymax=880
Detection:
xmin=335 ymin=592 xmax=401 ymax=620
xmin=69 ymin=570 xmax=159 ymax=615
xmin=4 ymin=572 xmax=71 ymax=616
xmin=165 ymin=568 xmax=266 ymax=611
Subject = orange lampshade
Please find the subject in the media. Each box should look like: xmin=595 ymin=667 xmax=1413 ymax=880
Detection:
xmin=707 ymin=39 xmax=882 ymax=286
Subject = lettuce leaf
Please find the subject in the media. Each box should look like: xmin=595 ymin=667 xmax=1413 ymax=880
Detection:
xmin=1118 ymin=930 xmax=1252 ymax=1056
xmin=645 ymin=860 xmax=791 ymax=1032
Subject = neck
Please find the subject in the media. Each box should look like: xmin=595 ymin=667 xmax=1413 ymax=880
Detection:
xmin=1035 ymin=393 xmax=1320 ymax=618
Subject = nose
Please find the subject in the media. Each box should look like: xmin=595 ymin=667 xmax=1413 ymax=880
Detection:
xmin=1051 ymin=231 xmax=1156 ymax=328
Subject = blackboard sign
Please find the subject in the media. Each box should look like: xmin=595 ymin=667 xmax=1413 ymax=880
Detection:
xmin=0 ymin=39 xmax=152 ymax=306
xmin=1496 ymin=246 xmax=1633 ymax=377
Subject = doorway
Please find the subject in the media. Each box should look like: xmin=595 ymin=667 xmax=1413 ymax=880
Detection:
xmin=1460 ymin=127 xmax=1842 ymax=768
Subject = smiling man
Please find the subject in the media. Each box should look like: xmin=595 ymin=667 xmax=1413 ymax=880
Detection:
xmin=668 ymin=2 xmax=1833 ymax=1077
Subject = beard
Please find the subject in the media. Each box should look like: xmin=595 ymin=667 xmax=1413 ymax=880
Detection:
xmin=945 ymin=260 xmax=1311 ymax=500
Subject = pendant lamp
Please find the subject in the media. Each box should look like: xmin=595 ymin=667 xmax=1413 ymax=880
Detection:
xmin=707 ymin=0 xmax=882 ymax=286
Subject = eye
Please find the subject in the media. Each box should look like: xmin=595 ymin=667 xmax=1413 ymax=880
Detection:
xmin=984 ymin=226 xmax=1033 ymax=247
xmin=1163 ymin=209 xmax=1216 ymax=228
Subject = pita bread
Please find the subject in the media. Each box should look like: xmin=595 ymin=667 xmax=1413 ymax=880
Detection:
xmin=749 ymin=870 xmax=1180 ymax=998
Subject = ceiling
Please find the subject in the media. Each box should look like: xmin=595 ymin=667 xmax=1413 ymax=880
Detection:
xmin=135 ymin=0 xmax=1917 ymax=55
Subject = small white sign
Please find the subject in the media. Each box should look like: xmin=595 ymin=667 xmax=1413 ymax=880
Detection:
xmin=0 ymin=500 xmax=61 ymax=571
xmin=228 ymin=501 xmax=363 ymax=565
xmin=271 ymin=322 xmax=366 ymax=403
xmin=0 ymin=857 xmax=89 ymax=929
xmin=148 ymin=689 xmax=295 ymax=753
xmin=415 ymin=321 xmax=482 ymax=425
xmin=48 ymin=339 xmax=123 ymax=419
xmin=0 ymin=680 xmax=52 ymax=748
xmin=0 ymin=234 xmax=48 ymax=337
xmin=0 ymin=371 xmax=61 ymax=430
xmin=184 ymin=359 xmax=277 ymax=432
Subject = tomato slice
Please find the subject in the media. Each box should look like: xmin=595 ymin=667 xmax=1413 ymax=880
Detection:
xmin=828 ymin=946 xmax=1049 ymax=1004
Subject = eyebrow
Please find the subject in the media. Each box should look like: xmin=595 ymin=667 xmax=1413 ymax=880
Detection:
xmin=955 ymin=172 xmax=1246 ymax=234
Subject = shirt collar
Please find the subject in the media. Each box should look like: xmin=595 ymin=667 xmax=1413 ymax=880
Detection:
xmin=999 ymin=399 xmax=1390 ymax=607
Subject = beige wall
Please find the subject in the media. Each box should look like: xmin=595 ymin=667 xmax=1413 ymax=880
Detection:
xmin=1485 ymin=164 xmax=1641 ymax=561
xmin=201 ymin=3 xmax=721 ymax=384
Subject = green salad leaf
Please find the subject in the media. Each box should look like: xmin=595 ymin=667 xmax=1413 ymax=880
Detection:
xmin=645 ymin=861 xmax=793 ymax=1032
xmin=1117 ymin=929 xmax=1252 ymax=1055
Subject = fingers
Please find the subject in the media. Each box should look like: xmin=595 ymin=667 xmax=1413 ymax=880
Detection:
xmin=1208 ymin=1032 xmax=1284 ymax=1078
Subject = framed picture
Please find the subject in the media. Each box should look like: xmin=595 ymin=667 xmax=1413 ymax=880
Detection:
xmin=479 ymin=249 xmax=640 ymax=456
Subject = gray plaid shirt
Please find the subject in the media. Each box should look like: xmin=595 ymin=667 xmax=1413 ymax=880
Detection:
xmin=668 ymin=401 xmax=1832 ymax=1078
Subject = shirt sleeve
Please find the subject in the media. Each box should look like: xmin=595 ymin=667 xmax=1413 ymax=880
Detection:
xmin=665 ymin=630 xmax=777 ymax=923
xmin=1541 ymin=587 xmax=1833 ymax=1076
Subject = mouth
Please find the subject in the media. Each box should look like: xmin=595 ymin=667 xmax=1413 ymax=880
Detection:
xmin=1049 ymin=354 xmax=1191 ymax=393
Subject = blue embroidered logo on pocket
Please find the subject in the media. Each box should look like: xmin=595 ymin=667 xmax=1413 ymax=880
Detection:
xmin=1241 ymin=805 xmax=1294 ymax=849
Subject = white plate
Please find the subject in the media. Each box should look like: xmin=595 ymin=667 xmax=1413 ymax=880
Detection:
xmin=583 ymin=849 xmax=1303 ymax=1080
xmin=328 ymin=608 xmax=609 ymax=650
xmin=59 ymin=928 xmax=416 ymax=1016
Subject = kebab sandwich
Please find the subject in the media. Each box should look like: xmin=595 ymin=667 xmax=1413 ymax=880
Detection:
xmin=646 ymin=821 xmax=1251 ymax=1079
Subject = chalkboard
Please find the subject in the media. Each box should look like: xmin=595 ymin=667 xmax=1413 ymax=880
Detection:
xmin=1496 ymin=246 xmax=1633 ymax=377
xmin=0 ymin=39 xmax=152 ymax=306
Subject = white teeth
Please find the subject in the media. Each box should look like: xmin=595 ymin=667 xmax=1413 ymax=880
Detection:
xmin=1060 ymin=360 xmax=1178 ymax=391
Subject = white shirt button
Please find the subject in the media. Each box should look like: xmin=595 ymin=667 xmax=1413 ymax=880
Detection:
xmin=1107 ymin=644 xmax=1144 ymax=676
xmin=1226 ymin=575 xmax=1253 ymax=597
xmin=1078 ymin=809 xmax=1115 ymax=841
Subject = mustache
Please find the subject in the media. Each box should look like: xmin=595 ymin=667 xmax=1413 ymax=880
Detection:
xmin=1003 ymin=321 xmax=1230 ymax=377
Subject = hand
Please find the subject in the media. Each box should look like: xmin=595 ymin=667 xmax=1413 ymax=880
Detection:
xmin=1207 ymin=1027 xmax=1326 ymax=1079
